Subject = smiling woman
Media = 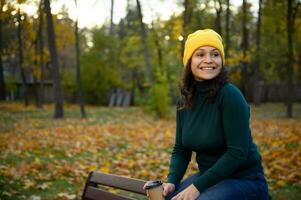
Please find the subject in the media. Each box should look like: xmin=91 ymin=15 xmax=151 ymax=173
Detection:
xmin=144 ymin=29 xmax=270 ymax=200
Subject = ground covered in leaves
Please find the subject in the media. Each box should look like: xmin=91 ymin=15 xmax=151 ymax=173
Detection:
xmin=0 ymin=102 xmax=301 ymax=200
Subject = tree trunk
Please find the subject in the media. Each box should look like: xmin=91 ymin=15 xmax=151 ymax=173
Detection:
xmin=38 ymin=0 xmax=45 ymax=108
xmin=44 ymin=0 xmax=64 ymax=118
xmin=225 ymin=0 xmax=230 ymax=59
xmin=181 ymin=0 xmax=191 ymax=58
xmin=240 ymin=0 xmax=249 ymax=99
xmin=110 ymin=0 xmax=114 ymax=35
xmin=32 ymin=0 xmax=45 ymax=109
xmin=214 ymin=0 xmax=223 ymax=35
xmin=286 ymin=0 xmax=294 ymax=118
xmin=151 ymin=22 xmax=163 ymax=73
xmin=0 ymin=0 xmax=6 ymax=100
xmin=253 ymin=0 xmax=262 ymax=105
xmin=136 ymin=0 xmax=154 ymax=86
xmin=33 ymin=33 xmax=42 ymax=108
xmin=75 ymin=0 xmax=86 ymax=118
xmin=18 ymin=8 xmax=29 ymax=106
xmin=299 ymin=51 xmax=301 ymax=84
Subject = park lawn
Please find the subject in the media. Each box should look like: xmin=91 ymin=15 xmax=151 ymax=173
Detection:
xmin=0 ymin=102 xmax=300 ymax=200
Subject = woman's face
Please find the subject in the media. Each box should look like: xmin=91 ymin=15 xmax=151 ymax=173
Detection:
xmin=190 ymin=46 xmax=222 ymax=81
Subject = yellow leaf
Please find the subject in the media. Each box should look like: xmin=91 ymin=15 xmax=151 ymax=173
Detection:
xmin=100 ymin=164 xmax=110 ymax=173
xmin=58 ymin=193 xmax=77 ymax=200
xmin=276 ymin=180 xmax=286 ymax=187
xmin=37 ymin=182 xmax=50 ymax=190
xmin=34 ymin=158 xmax=41 ymax=165
xmin=23 ymin=179 xmax=36 ymax=189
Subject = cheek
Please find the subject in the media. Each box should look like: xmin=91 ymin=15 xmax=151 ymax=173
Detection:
xmin=215 ymin=58 xmax=222 ymax=67
xmin=191 ymin=57 xmax=202 ymax=67
xmin=191 ymin=61 xmax=200 ymax=72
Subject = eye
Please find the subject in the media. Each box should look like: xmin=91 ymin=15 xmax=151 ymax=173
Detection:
xmin=213 ymin=52 xmax=220 ymax=57
xmin=196 ymin=53 xmax=204 ymax=57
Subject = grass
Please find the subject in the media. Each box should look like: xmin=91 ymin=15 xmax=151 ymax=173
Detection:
xmin=0 ymin=102 xmax=300 ymax=200
xmin=270 ymin=184 xmax=301 ymax=200
xmin=250 ymin=102 xmax=301 ymax=119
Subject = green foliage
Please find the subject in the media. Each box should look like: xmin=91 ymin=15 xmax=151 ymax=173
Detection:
xmin=120 ymin=35 xmax=144 ymax=69
xmin=260 ymin=0 xmax=287 ymax=83
xmin=4 ymin=74 xmax=16 ymax=92
xmin=133 ymin=70 xmax=171 ymax=118
xmin=2 ymin=0 xmax=301 ymax=108
xmin=133 ymin=86 xmax=150 ymax=106
xmin=149 ymin=71 xmax=170 ymax=118
xmin=120 ymin=35 xmax=146 ymax=89
xmin=148 ymin=17 xmax=182 ymax=102
xmin=80 ymin=29 xmax=121 ymax=104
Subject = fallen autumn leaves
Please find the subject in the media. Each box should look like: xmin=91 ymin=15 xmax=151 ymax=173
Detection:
xmin=0 ymin=103 xmax=300 ymax=199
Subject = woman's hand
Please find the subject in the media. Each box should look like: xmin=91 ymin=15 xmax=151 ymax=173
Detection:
xmin=162 ymin=182 xmax=176 ymax=196
xmin=143 ymin=182 xmax=175 ymax=197
xmin=171 ymin=184 xmax=200 ymax=200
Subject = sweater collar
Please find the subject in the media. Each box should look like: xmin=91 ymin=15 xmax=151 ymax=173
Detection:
xmin=195 ymin=80 xmax=212 ymax=95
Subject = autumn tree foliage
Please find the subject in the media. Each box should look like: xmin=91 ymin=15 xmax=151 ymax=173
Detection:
xmin=0 ymin=0 xmax=300 ymax=118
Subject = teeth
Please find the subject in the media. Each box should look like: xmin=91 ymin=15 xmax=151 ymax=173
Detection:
xmin=200 ymin=67 xmax=215 ymax=70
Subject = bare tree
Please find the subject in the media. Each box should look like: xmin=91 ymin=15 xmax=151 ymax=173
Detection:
xmin=214 ymin=0 xmax=223 ymax=35
xmin=225 ymin=0 xmax=230 ymax=58
xmin=286 ymin=0 xmax=299 ymax=118
xmin=33 ymin=28 xmax=41 ymax=108
xmin=151 ymin=21 xmax=163 ymax=72
xmin=110 ymin=0 xmax=114 ymax=35
xmin=45 ymin=0 xmax=64 ymax=118
xmin=17 ymin=7 xmax=29 ymax=106
xmin=75 ymin=0 xmax=86 ymax=118
xmin=240 ymin=0 xmax=249 ymax=98
xmin=31 ymin=0 xmax=45 ymax=109
xmin=0 ymin=0 xmax=6 ymax=100
xmin=181 ymin=0 xmax=192 ymax=57
xmin=37 ymin=0 xmax=45 ymax=108
xmin=253 ymin=0 xmax=263 ymax=105
xmin=136 ymin=0 xmax=154 ymax=85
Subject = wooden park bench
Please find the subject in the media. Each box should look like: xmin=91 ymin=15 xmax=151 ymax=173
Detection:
xmin=82 ymin=171 xmax=147 ymax=200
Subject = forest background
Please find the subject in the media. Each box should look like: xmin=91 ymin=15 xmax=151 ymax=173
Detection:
xmin=0 ymin=0 xmax=300 ymax=199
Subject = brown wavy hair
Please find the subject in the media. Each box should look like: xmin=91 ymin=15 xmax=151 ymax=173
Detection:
xmin=178 ymin=59 xmax=229 ymax=110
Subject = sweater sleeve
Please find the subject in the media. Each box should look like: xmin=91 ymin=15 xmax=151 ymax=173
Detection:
xmin=167 ymin=104 xmax=192 ymax=185
xmin=193 ymin=85 xmax=250 ymax=193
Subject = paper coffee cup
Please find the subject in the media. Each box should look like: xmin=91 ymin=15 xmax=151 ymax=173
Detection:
xmin=145 ymin=180 xmax=164 ymax=200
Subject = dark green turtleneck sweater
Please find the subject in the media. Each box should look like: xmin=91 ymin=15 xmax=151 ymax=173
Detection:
xmin=167 ymin=81 xmax=264 ymax=193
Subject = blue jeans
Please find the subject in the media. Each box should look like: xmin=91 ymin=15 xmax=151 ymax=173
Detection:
xmin=165 ymin=173 xmax=269 ymax=200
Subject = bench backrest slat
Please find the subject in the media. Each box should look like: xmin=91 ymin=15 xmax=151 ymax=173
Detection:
xmin=85 ymin=186 xmax=134 ymax=200
xmin=90 ymin=172 xmax=147 ymax=195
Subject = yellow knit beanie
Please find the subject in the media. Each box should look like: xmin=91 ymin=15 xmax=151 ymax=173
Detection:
xmin=183 ymin=29 xmax=225 ymax=66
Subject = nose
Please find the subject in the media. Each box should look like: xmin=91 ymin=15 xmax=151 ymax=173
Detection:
xmin=204 ymin=54 xmax=213 ymax=64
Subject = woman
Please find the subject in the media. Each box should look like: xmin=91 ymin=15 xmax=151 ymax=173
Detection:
xmin=145 ymin=29 xmax=269 ymax=200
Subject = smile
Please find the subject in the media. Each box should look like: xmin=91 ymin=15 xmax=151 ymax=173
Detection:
xmin=198 ymin=66 xmax=216 ymax=70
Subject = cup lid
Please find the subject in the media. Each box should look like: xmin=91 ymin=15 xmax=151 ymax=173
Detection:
xmin=145 ymin=180 xmax=163 ymax=189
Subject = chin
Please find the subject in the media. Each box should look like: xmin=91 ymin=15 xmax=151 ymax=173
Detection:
xmin=196 ymin=75 xmax=218 ymax=81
